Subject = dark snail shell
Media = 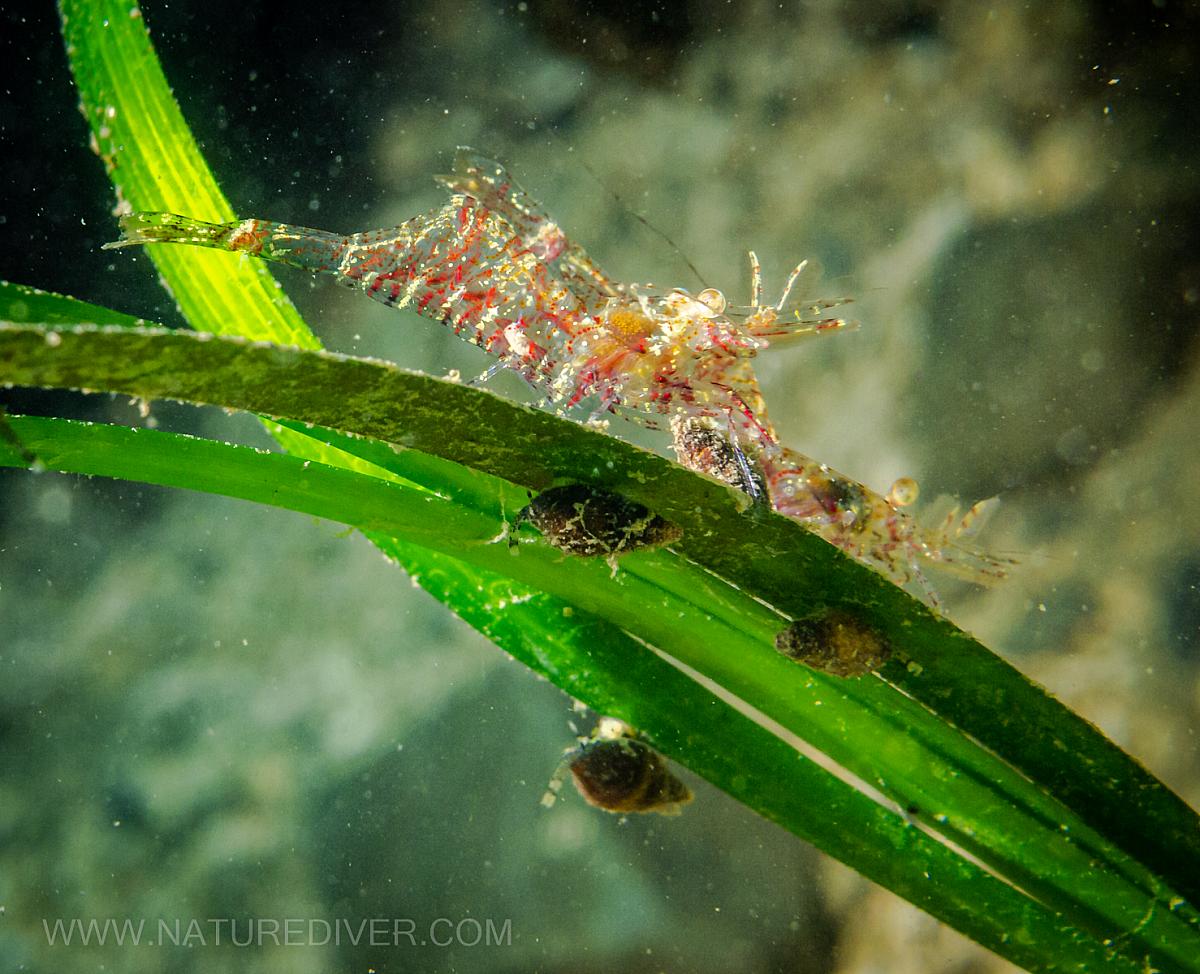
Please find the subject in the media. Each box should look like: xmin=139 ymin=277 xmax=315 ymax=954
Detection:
xmin=670 ymin=415 xmax=766 ymax=499
xmin=515 ymin=484 xmax=682 ymax=559
xmin=569 ymin=735 xmax=693 ymax=816
xmin=775 ymin=607 xmax=892 ymax=678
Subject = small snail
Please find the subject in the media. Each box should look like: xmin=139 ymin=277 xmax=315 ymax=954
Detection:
xmin=513 ymin=484 xmax=682 ymax=570
xmin=669 ymin=414 xmax=766 ymax=499
xmin=541 ymin=717 xmax=693 ymax=816
xmin=775 ymin=607 xmax=892 ymax=678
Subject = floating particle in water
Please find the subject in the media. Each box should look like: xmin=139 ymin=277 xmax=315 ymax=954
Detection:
xmin=775 ymin=607 xmax=892 ymax=678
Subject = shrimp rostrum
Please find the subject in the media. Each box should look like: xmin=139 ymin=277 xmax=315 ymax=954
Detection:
xmin=104 ymin=147 xmax=1012 ymax=604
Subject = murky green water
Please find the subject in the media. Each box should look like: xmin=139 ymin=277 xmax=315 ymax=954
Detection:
xmin=2 ymin=2 xmax=1197 ymax=972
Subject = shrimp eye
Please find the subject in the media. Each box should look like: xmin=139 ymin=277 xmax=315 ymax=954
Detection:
xmin=775 ymin=607 xmax=892 ymax=678
xmin=696 ymin=287 xmax=727 ymax=314
xmin=887 ymin=476 xmax=920 ymax=508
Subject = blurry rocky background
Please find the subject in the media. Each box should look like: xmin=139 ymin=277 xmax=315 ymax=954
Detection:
xmin=1 ymin=0 xmax=1198 ymax=971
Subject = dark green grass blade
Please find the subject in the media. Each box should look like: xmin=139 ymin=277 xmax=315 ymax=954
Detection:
xmin=3 ymin=321 xmax=1200 ymax=972
xmin=58 ymin=0 xmax=1200 ymax=904
xmin=3 ymin=314 xmax=1198 ymax=916
xmin=0 ymin=281 xmax=148 ymax=328
xmin=0 ymin=411 xmax=1160 ymax=974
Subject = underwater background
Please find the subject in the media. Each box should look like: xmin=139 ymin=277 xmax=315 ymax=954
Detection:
xmin=1 ymin=1 xmax=1198 ymax=971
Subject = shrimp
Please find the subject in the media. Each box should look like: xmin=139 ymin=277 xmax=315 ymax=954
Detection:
xmin=666 ymin=252 xmax=1014 ymax=605
xmin=759 ymin=446 xmax=1012 ymax=605
xmin=103 ymin=148 xmax=1011 ymax=603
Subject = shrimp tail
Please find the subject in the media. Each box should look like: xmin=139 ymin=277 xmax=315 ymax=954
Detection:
xmin=103 ymin=212 xmax=348 ymax=277
xmin=103 ymin=212 xmax=235 ymax=249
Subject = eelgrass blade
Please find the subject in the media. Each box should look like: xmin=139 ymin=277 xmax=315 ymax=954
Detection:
xmin=0 ymin=411 xmax=1164 ymax=974
xmin=4 ymin=321 xmax=1200 ymax=970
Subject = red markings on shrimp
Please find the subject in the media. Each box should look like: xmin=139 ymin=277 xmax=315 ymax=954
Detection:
xmin=104 ymin=147 xmax=1013 ymax=605
xmin=225 ymin=219 xmax=268 ymax=253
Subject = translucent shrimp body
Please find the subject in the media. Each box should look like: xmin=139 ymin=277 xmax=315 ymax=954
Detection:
xmin=105 ymin=210 xmax=834 ymax=431
xmin=758 ymin=446 xmax=1010 ymax=604
xmin=105 ymin=204 xmax=587 ymax=394
xmin=104 ymin=148 xmax=1010 ymax=603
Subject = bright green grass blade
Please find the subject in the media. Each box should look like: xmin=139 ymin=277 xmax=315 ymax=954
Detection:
xmin=59 ymin=10 xmax=315 ymax=348
xmin=0 ymin=411 xmax=1163 ymax=974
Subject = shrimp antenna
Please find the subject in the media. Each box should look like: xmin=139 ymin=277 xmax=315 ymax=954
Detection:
xmin=540 ymin=125 xmax=710 ymax=290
